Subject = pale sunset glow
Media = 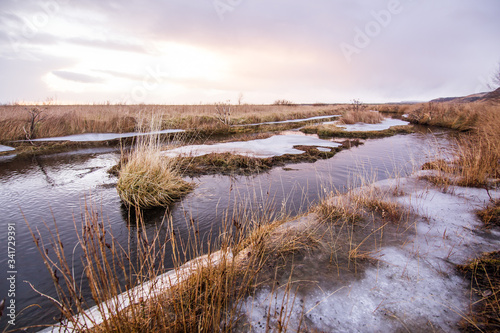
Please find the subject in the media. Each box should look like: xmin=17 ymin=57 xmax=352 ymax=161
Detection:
xmin=1 ymin=0 xmax=499 ymax=104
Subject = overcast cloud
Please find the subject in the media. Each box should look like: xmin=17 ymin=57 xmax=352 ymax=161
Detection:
xmin=0 ymin=0 xmax=499 ymax=104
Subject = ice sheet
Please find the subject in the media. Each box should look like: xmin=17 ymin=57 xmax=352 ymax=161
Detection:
xmin=0 ymin=145 xmax=15 ymax=152
xmin=26 ymin=129 xmax=185 ymax=142
xmin=336 ymin=118 xmax=409 ymax=132
xmin=163 ymin=135 xmax=341 ymax=158
xmin=240 ymin=174 xmax=500 ymax=332
xmin=233 ymin=115 xmax=340 ymax=127
xmin=323 ymin=118 xmax=409 ymax=132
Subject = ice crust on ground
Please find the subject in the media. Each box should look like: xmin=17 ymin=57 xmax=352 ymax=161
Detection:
xmin=26 ymin=129 xmax=185 ymax=142
xmin=241 ymin=173 xmax=500 ymax=332
xmin=325 ymin=118 xmax=409 ymax=132
xmin=163 ymin=134 xmax=341 ymax=158
xmin=0 ymin=144 xmax=15 ymax=152
xmin=232 ymin=115 xmax=340 ymax=127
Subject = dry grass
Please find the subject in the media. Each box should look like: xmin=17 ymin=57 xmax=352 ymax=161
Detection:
xmin=317 ymin=188 xmax=407 ymax=226
xmin=477 ymin=200 xmax=500 ymax=229
xmin=407 ymin=102 xmax=481 ymax=131
xmin=116 ymin=121 xmax=194 ymax=209
xmin=27 ymin=196 xmax=271 ymax=332
xmin=373 ymin=104 xmax=412 ymax=114
xmin=458 ymin=251 xmax=500 ymax=332
xmin=116 ymin=148 xmax=194 ymax=209
xmin=314 ymin=186 xmax=411 ymax=272
xmin=339 ymin=110 xmax=384 ymax=125
xmin=419 ymin=102 xmax=500 ymax=189
xmin=0 ymin=104 xmax=344 ymax=143
xmin=173 ymin=143 xmax=357 ymax=176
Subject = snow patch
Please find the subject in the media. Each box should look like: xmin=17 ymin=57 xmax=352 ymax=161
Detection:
xmin=0 ymin=145 xmax=15 ymax=152
xmin=239 ymin=175 xmax=500 ymax=332
xmin=233 ymin=115 xmax=340 ymax=127
xmin=335 ymin=118 xmax=409 ymax=132
xmin=26 ymin=129 xmax=185 ymax=142
xmin=163 ymin=135 xmax=341 ymax=158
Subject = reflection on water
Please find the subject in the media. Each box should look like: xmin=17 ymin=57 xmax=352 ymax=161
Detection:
xmin=0 ymin=130 xmax=451 ymax=330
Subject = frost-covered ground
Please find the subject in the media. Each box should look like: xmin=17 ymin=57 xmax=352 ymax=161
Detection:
xmin=238 ymin=171 xmax=500 ymax=332
xmin=232 ymin=115 xmax=340 ymax=127
xmin=163 ymin=134 xmax=341 ymax=158
xmin=0 ymin=144 xmax=15 ymax=152
xmin=330 ymin=118 xmax=409 ymax=132
xmin=23 ymin=129 xmax=185 ymax=142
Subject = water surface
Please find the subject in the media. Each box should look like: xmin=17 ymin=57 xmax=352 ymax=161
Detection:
xmin=0 ymin=130 xmax=450 ymax=330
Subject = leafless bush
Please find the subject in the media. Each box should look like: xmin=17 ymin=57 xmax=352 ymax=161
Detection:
xmin=214 ymin=100 xmax=231 ymax=125
xmin=23 ymin=107 xmax=46 ymax=142
xmin=273 ymin=99 xmax=296 ymax=106
xmin=350 ymin=99 xmax=365 ymax=112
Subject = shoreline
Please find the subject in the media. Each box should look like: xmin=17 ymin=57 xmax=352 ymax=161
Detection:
xmin=39 ymin=170 xmax=500 ymax=332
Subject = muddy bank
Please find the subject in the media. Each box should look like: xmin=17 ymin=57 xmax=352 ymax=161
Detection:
xmin=173 ymin=139 xmax=362 ymax=176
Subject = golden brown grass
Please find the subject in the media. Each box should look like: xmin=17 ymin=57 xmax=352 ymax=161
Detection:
xmin=27 ymin=191 xmax=314 ymax=332
xmin=116 ymin=148 xmax=194 ymax=209
xmin=407 ymin=102 xmax=482 ymax=131
xmin=373 ymin=104 xmax=412 ymax=114
xmin=339 ymin=110 xmax=384 ymax=125
xmin=477 ymin=200 xmax=500 ymax=229
xmin=116 ymin=126 xmax=194 ymax=209
xmin=418 ymin=102 xmax=500 ymax=188
xmin=458 ymin=251 xmax=500 ymax=332
xmin=316 ymin=187 xmax=407 ymax=226
xmin=0 ymin=104 xmax=344 ymax=143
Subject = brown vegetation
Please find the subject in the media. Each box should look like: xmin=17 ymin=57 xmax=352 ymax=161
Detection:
xmin=173 ymin=141 xmax=361 ymax=176
xmin=301 ymin=124 xmax=414 ymax=139
xmin=458 ymin=251 xmax=500 ymax=332
xmin=0 ymin=104 xmax=342 ymax=143
xmin=477 ymin=200 xmax=500 ymax=229
xmin=338 ymin=110 xmax=384 ymax=125
xmin=417 ymin=101 xmax=500 ymax=188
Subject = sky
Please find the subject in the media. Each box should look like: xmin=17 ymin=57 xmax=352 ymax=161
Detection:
xmin=1 ymin=0 xmax=499 ymax=105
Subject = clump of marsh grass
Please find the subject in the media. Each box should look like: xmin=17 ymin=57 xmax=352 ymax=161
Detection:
xmin=117 ymin=147 xmax=194 ymax=209
xmin=314 ymin=185 xmax=411 ymax=272
xmin=116 ymin=118 xmax=194 ymax=209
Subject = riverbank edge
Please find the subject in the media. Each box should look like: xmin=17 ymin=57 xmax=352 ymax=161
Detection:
xmin=38 ymin=170 xmax=500 ymax=332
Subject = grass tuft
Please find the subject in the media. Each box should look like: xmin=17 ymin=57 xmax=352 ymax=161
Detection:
xmin=458 ymin=251 xmax=500 ymax=332
xmin=117 ymin=148 xmax=194 ymax=209
xmin=477 ymin=200 xmax=500 ymax=229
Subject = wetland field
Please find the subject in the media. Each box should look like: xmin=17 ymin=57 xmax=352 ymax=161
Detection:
xmin=0 ymin=100 xmax=499 ymax=332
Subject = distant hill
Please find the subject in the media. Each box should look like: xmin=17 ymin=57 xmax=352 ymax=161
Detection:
xmin=430 ymin=88 xmax=500 ymax=104
xmin=481 ymin=87 xmax=500 ymax=103
xmin=430 ymin=92 xmax=488 ymax=103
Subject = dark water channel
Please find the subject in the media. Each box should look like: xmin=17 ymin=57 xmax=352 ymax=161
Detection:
xmin=0 ymin=129 xmax=451 ymax=330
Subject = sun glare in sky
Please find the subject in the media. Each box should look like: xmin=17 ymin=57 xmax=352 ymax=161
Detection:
xmin=0 ymin=1 xmax=499 ymax=104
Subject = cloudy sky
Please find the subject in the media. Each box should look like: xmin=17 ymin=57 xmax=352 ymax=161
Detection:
xmin=1 ymin=0 xmax=499 ymax=105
